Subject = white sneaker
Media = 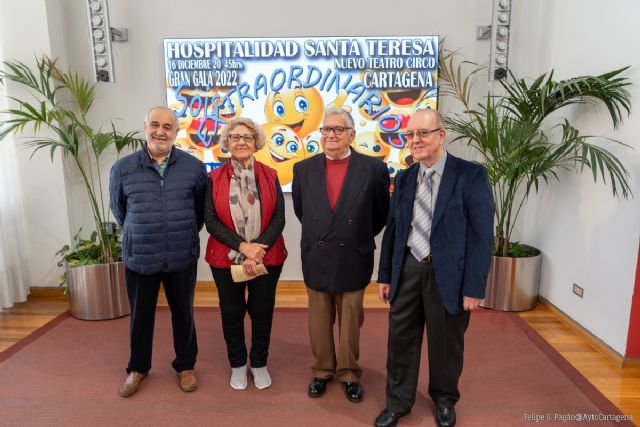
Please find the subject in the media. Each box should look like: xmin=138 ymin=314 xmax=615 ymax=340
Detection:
xmin=230 ymin=365 xmax=248 ymax=390
xmin=250 ymin=366 xmax=272 ymax=390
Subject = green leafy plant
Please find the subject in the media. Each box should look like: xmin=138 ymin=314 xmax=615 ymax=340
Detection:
xmin=439 ymin=50 xmax=632 ymax=257
xmin=55 ymin=228 xmax=122 ymax=287
xmin=0 ymin=56 xmax=143 ymax=272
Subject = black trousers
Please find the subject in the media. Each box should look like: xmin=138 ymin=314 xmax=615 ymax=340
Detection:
xmin=125 ymin=266 xmax=198 ymax=374
xmin=210 ymin=265 xmax=282 ymax=368
xmin=386 ymin=253 xmax=470 ymax=412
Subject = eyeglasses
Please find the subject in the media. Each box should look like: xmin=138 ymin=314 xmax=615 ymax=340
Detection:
xmin=228 ymin=133 xmax=255 ymax=143
xmin=405 ymin=128 xmax=442 ymax=140
xmin=319 ymin=126 xmax=352 ymax=136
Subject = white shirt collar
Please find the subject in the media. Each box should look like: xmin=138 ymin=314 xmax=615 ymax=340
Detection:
xmin=325 ymin=148 xmax=352 ymax=161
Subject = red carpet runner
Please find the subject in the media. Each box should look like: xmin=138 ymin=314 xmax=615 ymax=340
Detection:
xmin=0 ymin=308 xmax=632 ymax=426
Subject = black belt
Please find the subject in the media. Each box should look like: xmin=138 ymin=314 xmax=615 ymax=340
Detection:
xmin=420 ymin=254 xmax=433 ymax=263
xmin=407 ymin=247 xmax=432 ymax=263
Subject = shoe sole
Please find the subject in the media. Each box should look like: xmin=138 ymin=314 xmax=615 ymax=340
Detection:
xmin=374 ymin=409 xmax=411 ymax=427
xmin=254 ymin=382 xmax=271 ymax=390
xmin=180 ymin=383 xmax=198 ymax=392
xmin=230 ymin=382 xmax=247 ymax=390
xmin=118 ymin=388 xmax=139 ymax=398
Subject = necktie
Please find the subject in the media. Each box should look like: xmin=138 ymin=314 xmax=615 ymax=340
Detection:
xmin=411 ymin=170 xmax=436 ymax=261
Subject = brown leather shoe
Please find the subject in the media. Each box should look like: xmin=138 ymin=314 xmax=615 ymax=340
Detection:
xmin=118 ymin=371 xmax=146 ymax=397
xmin=178 ymin=369 xmax=198 ymax=392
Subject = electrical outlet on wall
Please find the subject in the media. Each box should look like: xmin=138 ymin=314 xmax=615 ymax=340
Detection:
xmin=572 ymin=283 xmax=584 ymax=298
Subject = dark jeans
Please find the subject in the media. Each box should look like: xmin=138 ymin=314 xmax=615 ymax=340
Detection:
xmin=125 ymin=266 xmax=198 ymax=374
xmin=386 ymin=253 xmax=470 ymax=412
xmin=210 ymin=265 xmax=282 ymax=368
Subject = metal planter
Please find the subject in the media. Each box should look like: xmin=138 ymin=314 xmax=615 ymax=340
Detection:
xmin=481 ymin=248 xmax=542 ymax=311
xmin=66 ymin=262 xmax=130 ymax=320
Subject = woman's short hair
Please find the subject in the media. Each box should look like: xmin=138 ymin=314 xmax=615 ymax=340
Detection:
xmin=219 ymin=117 xmax=266 ymax=150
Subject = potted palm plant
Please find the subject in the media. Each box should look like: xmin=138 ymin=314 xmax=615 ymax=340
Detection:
xmin=439 ymin=50 xmax=632 ymax=310
xmin=0 ymin=56 xmax=143 ymax=319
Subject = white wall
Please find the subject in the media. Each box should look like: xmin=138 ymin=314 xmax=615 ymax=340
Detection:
xmin=0 ymin=0 xmax=72 ymax=288
xmin=5 ymin=0 xmax=638 ymax=353
xmin=509 ymin=0 xmax=640 ymax=354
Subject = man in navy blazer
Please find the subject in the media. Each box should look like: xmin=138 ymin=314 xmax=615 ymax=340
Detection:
xmin=375 ymin=109 xmax=494 ymax=427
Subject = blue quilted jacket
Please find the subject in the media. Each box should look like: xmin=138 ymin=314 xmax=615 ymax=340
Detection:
xmin=109 ymin=145 xmax=208 ymax=274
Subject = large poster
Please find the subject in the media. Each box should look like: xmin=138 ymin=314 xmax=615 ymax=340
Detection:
xmin=164 ymin=36 xmax=438 ymax=190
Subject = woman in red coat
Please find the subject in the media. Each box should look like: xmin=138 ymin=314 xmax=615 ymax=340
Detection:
xmin=205 ymin=117 xmax=287 ymax=390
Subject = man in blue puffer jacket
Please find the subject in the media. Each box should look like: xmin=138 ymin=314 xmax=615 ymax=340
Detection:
xmin=110 ymin=106 xmax=208 ymax=397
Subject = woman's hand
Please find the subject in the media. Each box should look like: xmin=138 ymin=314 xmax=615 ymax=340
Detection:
xmin=243 ymin=259 xmax=258 ymax=276
xmin=239 ymin=242 xmax=268 ymax=261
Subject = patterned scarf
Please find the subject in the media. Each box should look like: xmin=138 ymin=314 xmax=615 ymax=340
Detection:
xmin=228 ymin=157 xmax=262 ymax=263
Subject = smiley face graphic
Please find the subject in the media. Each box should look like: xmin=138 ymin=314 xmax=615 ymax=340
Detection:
xmin=185 ymin=115 xmax=222 ymax=150
xmin=386 ymin=161 xmax=407 ymax=188
xmin=254 ymin=123 xmax=304 ymax=185
xmin=351 ymin=132 xmax=390 ymax=162
xmin=356 ymin=90 xmax=390 ymax=122
xmin=264 ymin=86 xmax=324 ymax=139
xmin=212 ymin=142 xmax=232 ymax=164
xmin=302 ymin=130 xmax=323 ymax=158
xmin=216 ymin=92 xmax=243 ymax=123
xmin=168 ymin=102 xmax=191 ymax=131
xmin=375 ymin=109 xmax=411 ymax=149
xmin=380 ymin=69 xmax=426 ymax=109
xmin=174 ymin=85 xmax=218 ymax=120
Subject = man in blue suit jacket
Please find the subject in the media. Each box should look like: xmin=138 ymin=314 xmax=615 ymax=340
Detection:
xmin=375 ymin=109 xmax=494 ymax=427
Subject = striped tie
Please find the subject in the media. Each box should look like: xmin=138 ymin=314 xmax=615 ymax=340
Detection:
xmin=411 ymin=170 xmax=436 ymax=261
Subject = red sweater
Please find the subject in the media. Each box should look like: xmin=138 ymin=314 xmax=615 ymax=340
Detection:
xmin=325 ymin=156 xmax=351 ymax=210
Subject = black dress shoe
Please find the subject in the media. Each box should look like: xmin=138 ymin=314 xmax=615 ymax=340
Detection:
xmin=436 ymin=404 xmax=456 ymax=427
xmin=308 ymin=377 xmax=328 ymax=398
xmin=344 ymin=381 xmax=363 ymax=403
xmin=374 ymin=408 xmax=411 ymax=427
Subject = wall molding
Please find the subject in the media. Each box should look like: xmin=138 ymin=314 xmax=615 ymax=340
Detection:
xmin=537 ymin=298 xmax=639 ymax=368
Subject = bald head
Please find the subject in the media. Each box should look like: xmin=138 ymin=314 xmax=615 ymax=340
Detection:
xmin=406 ymin=108 xmax=446 ymax=167
xmin=412 ymin=108 xmax=444 ymax=129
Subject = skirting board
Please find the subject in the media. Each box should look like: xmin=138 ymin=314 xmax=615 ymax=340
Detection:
xmin=537 ymin=297 xmax=639 ymax=369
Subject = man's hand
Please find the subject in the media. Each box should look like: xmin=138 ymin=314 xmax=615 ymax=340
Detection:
xmin=239 ymin=242 xmax=268 ymax=262
xmin=378 ymin=283 xmax=391 ymax=304
xmin=463 ymin=296 xmax=482 ymax=311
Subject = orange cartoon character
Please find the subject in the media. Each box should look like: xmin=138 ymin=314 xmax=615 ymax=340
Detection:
xmin=254 ymin=123 xmax=303 ymax=185
xmin=374 ymin=109 xmax=411 ymax=150
xmin=302 ymin=130 xmax=323 ymax=158
xmin=216 ymin=92 xmax=243 ymax=122
xmin=351 ymin=132 xmax=390 ymax=163
xmin=264 ymin=85 xmax=324 ymax=139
